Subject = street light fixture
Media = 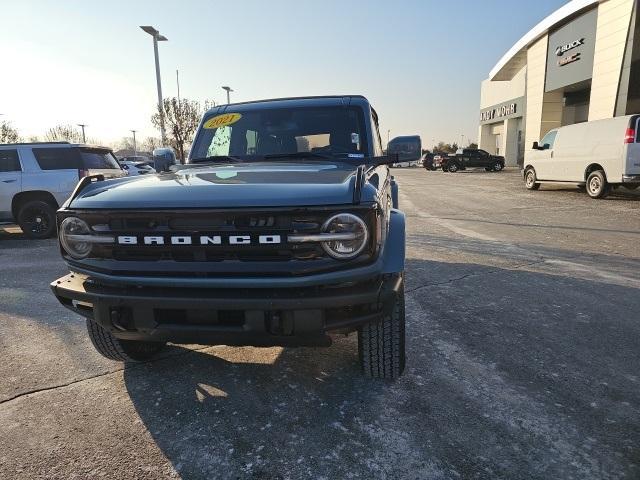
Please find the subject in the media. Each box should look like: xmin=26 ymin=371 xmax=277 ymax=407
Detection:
xmin=222 ymin=86 xmax=233 ymax=104
xmin=77 ymin=124 xmax=87 ymax=143
xmin=140 ymin=25 xmax=168 ymax=144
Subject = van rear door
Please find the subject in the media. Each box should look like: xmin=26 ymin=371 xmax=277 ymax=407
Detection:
xmin=625 ymin=116 xmax=640 ymax=177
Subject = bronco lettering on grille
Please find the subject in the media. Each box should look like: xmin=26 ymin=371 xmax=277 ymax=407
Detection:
xmin=116 ymin=235 xmax=282 ymax=246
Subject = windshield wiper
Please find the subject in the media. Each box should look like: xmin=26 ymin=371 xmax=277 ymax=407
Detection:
xmin=189 ymin=155 xmax=244 ymax=164
xmin=263 ymin=152 xmax=333 ymax=160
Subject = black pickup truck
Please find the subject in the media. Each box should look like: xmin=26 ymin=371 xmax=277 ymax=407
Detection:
xmin=441 ymin=148 xmax=505 ymax=173
xmin=50 ymin=96 xmax=420 ymax=379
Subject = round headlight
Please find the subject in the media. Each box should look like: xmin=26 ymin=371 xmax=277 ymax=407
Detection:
xmin=59 ymin=217 xmax=92 ymax=259
xmin=321 ymin=213 xmax=369 ymax=260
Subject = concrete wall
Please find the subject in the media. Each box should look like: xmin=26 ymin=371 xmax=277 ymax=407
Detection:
xmin=480 ymin=66 xmax=527 ymax=109
xmin=589 ymin=0 xmax=636 ymax=120
xmin=525 ymin=34 xmax=549 ymax=157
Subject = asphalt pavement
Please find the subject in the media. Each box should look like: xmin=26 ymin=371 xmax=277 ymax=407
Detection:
xmin=1 ymin=168 xmax=639 ymax=479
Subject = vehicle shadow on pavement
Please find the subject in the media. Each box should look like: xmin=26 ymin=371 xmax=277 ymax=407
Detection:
xmin=121 ymin=257 xmax=640 ymax=480
xmin=123 ymin=339 xmax=395 ymax=479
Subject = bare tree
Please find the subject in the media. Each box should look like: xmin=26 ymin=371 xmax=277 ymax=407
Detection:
xmin=0 ymin=122 xmax=20 ymax=143
xmin=45 ymin=124 xmax=83 ymax=143
xmin=151 ymin=98 xmax=214 ymax=163
xmin=143 ymin=136 xmax=162 ymax=153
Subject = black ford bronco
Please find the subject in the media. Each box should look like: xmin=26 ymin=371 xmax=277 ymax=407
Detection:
xmin=51 ymin=96 xmax=420 ymax=379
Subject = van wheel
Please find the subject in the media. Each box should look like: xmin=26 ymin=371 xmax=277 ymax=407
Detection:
xmin=358 ymin=279 xmax=405 ymax=379
xmin=17 ymin=200 xmax=57 ymax=239
xmin=586 ymin=170 xmax=609 ymax=199
xmin=86 ymin=319 xmax=166 ymax=362
xmin=524 ymin=168 xmax=540 ymax=190
xmin=448 ymin=162 xmax=460 ymax=173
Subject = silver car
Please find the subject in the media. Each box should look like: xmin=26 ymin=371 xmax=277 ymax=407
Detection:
xmin=0 ymin=142 xmax=124 ymax=238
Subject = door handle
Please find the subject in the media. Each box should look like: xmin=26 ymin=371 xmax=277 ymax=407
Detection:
xmin=2 ymin=179 xmax=17 ymax=183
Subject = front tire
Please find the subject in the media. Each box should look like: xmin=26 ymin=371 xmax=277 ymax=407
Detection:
xmin=17 ymin=200 xmax=56 ymax=239
xmin=586 ymin=170 xmax=609 ymax=199
xmin=448 ymin=162 xmax=460 ymax=173
xmin=86 ymin=319 xmax=165 ymax=362
xmin=358 ymin=280 xmax=406 ymax=379
xmin=524 ymin=168 xmax=540 ymax=190
xmin=493 ymin=162 xmax=504 ymax=172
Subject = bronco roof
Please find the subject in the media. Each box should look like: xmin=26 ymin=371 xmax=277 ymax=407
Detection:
xmin=204 ymin=95 xmax=370 ymax=116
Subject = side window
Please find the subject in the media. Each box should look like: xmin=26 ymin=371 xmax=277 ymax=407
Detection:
xmin=0 ymin=150 xmax=21 ymax=172
xmin=636 ymin=118 xmax=640 ymax=142
xmin=540 ymin=130 xmax=558 ymax=149
xmin=33 ymin=148 xmax=81 ymax=170
xmin=206 ymin=126 xmax=232 ymax=157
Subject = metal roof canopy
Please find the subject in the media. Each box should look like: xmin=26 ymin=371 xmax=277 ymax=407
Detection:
xmin=489 ymin=0 xmax=602 ymax=81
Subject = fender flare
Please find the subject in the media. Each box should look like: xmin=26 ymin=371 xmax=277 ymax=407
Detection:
xmin=381 ymin=209 xmax=405 ymax=274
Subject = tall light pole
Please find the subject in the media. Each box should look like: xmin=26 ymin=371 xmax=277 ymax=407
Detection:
xmin=140 ymin=26 xmax=168 ymax=144
xmin=222 ymin=86 xmax=233 ymax=104
xmin=131 ymin=130 xmax=137 ymax=156
xmin=77 ymin=124 xmax=87 ymax=143
xmin=176 ymin=69 xmax=181 ymax=103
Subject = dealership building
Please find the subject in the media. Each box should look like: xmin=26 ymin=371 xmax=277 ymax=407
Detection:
xmin=478 ymin=0 xmax=640 ymax=167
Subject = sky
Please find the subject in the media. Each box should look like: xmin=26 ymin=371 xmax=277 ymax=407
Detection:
xmin=2 ymin=0 xmax=569 ymax=148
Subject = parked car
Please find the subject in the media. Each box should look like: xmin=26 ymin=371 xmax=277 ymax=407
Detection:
xmin=441 ymin=148 xmax=505 ymax=173
xmin=524 ymin=115 xmax=640 ymax=198
xmin=0 ymin=142 xmax=124 ymax=238
xmin=50 ymin=95 xmax=421 ymax=379
xmin=120 ymin=155 xmax=152 ymax=166
xmin=422 ymin=153 xmax=435 ymax=170
xmin=119 ymin=160 xmax=154 ymax=176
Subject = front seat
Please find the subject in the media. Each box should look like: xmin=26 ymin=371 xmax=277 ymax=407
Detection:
xmin=256 ymin=135 xmax=278 ymax=155
xmin=329 ymin=130 xmax=355 ymax=153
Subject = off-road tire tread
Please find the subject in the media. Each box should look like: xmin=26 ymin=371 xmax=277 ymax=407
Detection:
xmin=358 ymin=282 xmax=406 ymax=379
xmin=86 ymin=319 xmax=164 ymax=362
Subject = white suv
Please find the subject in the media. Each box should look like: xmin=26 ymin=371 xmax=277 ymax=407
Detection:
xmin=0 ymin=142 xmax=124 ymax=238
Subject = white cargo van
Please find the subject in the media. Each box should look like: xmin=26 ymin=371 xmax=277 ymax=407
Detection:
xmin=523 ymin=115 xmax=640 ymax=198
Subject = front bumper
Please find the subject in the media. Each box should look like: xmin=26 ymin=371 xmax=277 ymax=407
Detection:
xmin=51 ymin=272 xmax=402 ymax=347
xmin=622 ymin=175 xmax=640 ymax=184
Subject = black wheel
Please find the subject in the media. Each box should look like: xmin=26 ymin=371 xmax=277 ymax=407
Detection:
xmin=524 ymin=168 xmax=540 ymax=190
xmin=17 ymin=200 xmax=56 ymax=239
xmin=86 ymin=319 xmax=165 ymax=362
xmin=447 ymin=162 xmax=460 ymax=173
xmin=493 ymin=162 xmax=504 ymax=172
xmin=358 ymin=278 xmax=405 ymax=379
xmin=586 ymin=170 xmax=609 ymax=199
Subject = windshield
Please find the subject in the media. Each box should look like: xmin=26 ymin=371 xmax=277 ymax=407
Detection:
xmin=190 ymin=106 xmax=368 ymax=163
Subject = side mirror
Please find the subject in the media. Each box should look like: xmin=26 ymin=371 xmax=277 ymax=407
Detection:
xmin=532 ymin=142 xmax=540 ymax=150
xmin=387 ymin=136 xmax=422 ymax=162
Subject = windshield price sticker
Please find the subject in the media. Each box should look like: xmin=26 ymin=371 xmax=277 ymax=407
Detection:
xmin=203 ymin=113 xmax=242 ymax=129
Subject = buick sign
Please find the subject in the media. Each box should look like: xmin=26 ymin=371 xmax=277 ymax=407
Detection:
xmin=556 ymin=38 xmax=585 ymax=56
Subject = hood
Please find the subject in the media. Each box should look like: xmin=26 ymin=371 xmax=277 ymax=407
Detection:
xmin=69 ymin=162 xmax=358 ymax=209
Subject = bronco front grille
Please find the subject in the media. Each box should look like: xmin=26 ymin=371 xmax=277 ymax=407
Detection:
xmin=63 ymin=208 xmax=376 ymax=267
